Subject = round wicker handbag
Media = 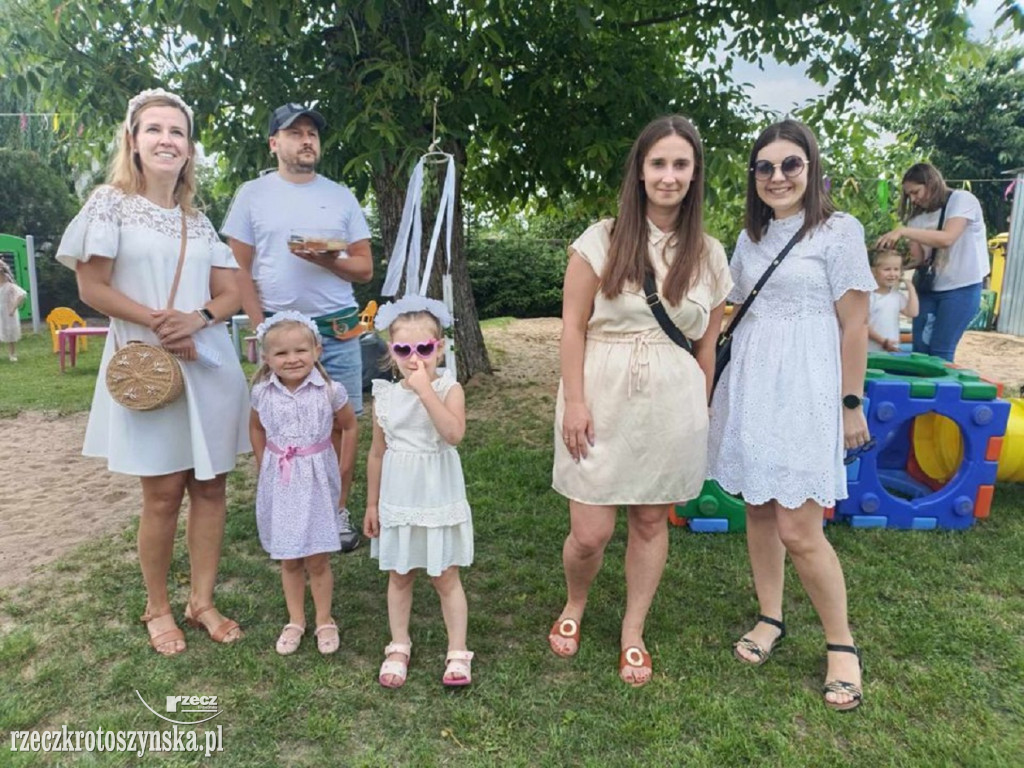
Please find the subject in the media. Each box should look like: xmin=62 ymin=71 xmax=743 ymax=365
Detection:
xmin=105 ymin=213 xmax=188 ymax=411
xmin=106 ymin=341 xmax=185 ymax=410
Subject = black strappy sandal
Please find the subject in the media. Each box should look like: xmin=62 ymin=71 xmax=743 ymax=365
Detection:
xmin=823 ymin=643 xmax=863 ymax=712
xmin=733 ymin=614 xmax=786 ymax=666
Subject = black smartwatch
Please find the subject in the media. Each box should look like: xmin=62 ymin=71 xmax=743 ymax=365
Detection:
xmin=197 ymin=307 xmax=215 ymax=326
xmin=842 ymin=394 xmax=862 ymax=410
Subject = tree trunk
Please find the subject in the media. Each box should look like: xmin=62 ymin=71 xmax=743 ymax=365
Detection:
xmin=445 ymin=141 xmax=491 ymax=380
xmin=370 ymin=146 xmax=491 ymax=382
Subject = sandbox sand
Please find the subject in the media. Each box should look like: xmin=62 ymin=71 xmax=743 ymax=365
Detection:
xmin=2 ymin=321 xmax=1023 ymax=591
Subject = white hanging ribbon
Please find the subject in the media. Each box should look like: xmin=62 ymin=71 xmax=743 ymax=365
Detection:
xmin=382 ymin=154 xmax=456 ymax=297
xmin=381 ymin=152 xmax=458 ymax=380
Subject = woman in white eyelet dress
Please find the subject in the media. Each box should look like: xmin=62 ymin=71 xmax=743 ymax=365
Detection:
xmin=707 ymin=209 xmax=875 ymax=507
xmin=55 ymin=90 xmax=249 ymax=658
xmin=707 ymin=120 xmax=876 ymax=712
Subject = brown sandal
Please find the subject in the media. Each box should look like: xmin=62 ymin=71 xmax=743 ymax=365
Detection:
xmin=184 ymin=604 xmax=242 ymax=644
xmin=548 ymin=617 xmax=581 ymax=658
xmin=618 ymin=646 xmax=652 ymax=687
xmin=140 ymin=610 xmax=186 ymax=656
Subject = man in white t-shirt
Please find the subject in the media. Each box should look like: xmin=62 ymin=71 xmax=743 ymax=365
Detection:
xmin=222 ymin=102 xmax=373 ymax=551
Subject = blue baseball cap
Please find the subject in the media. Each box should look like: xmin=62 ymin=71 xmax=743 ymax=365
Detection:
xmin=268 ymin=103 xmax=326 ymax=137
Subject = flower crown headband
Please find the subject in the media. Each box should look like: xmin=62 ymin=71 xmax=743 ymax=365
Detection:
xmin=125 ymin=88 xmax=194 ymax=136
xmin=374 ymin=296 xmax=453 ymax=332
xmin=255 ymin=311 xmax=322 ymax=345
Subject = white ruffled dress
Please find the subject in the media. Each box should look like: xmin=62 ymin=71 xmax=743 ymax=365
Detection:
xmin=56 ymin=186 xmax=251 ymax=479
xmin=708 ymin=212 xmax=876 ymax=509
xmin=370 ymin=372 xmax=473 ymax=576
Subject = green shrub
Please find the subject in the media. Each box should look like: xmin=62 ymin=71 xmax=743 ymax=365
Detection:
xmin=467 ymin=236 xmax=567 ymax=319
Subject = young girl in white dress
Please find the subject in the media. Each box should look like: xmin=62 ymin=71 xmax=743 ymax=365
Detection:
xmin=363 ymin=296 xmax=474 ymax=689
xmin=708 ymin=120 xmax=876 ymax=711
xmin=249 ymin=312 xmax=358 ymax=656
xmin=0 ymin=262 xmax=27 ymax=361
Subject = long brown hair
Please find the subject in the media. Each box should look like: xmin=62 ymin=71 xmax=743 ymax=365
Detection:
xmin=898 ymin=162 xmax=951 ymax=221
xmin=603 ymin=115 xmax=707 ymax=305
xmin=745 ymin=120 xmax=834 ymax=243
xmin=107 ymin=96 xmax=198 ymax=214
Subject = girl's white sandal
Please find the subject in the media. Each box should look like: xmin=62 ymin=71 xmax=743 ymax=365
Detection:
xmin=378 ymin=642 xmax=412 ymax=688
xmin=442 ymin=650 xmax=474 ymax=687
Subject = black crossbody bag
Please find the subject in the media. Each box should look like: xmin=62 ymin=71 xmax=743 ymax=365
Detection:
xmin=643 ymin=230 xmax=802 ymax=397
xmin=911 ymin=194 xmax=950 ymax=295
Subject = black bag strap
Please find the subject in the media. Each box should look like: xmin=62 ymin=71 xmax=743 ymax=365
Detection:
xmin=717 ymin=229 xmax=802 ymax=349
xmin=643 ymin=272 xmax=693 ymax=354
xmin=922 ymin=194 xmax=951 ymax=267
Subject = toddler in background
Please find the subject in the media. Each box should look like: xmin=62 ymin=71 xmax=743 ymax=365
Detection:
xmin=364 ymin=296 xmax=475 ymax=689
xmin=868 ymin=248 xmax=918 ymax=352
xmin=250 ymin=311 xmax=358 ymax=656
xmin=0 ymin=262 xmax=27 ymax=362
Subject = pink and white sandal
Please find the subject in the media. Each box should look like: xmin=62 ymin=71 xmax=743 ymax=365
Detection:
xmin=275 ymin=623 xmax=305 ymax=656
xmin=314 ymin=623 xmax=340 ymax=655
xmin=378 ymin=642 xmax=412 ymax=688
xmin=442 ymin=650 xmax=474 ymax=687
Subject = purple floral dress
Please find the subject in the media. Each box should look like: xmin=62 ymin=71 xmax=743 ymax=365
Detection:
xmin=252 ymin=369 xmax=346 ymax=559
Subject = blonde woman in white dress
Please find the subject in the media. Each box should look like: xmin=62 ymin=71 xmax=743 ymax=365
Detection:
xmin=57 ymin=89 xmax=250 ymax=656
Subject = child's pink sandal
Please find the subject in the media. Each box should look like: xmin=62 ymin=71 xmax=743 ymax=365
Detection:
xmin=314 ymin=623 xmax=340 ymax=655
xmin=442 ymin=650 xmax=474 ymax=687
xmin=275 ymin=623 xmax=305 ymax=655
xmin=378 ymin=642 xmax=411 ymax=689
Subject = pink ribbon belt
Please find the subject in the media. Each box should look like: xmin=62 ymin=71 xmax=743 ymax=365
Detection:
xmin=266 ymin=438 xmax=333 ymax=484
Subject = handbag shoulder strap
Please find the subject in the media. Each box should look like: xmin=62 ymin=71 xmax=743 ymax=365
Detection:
xmin=643 ymin=272 xmax=693 ymax=354
xmin=166 ymin=210 xmax=188 ymax=309
xmin=718 ymin=228 xmax=802 ymax=348
xmin=923 ymin=194 xmax=951 ymax=266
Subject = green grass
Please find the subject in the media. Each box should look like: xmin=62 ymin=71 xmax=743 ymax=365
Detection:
xmin=0 ymin=332 xmax=103 ymax=415
xmin=1 ymin=332 xmax=1023 ymax=766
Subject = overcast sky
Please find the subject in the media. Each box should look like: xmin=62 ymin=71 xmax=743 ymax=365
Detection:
xmin=736 ymin=0 xmax=1021 ymax=114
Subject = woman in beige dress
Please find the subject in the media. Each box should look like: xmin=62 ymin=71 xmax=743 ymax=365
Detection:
xmin=549 ymin=115 xmax=731 ymax=686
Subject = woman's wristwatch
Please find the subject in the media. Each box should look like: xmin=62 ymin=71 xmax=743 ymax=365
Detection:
xmin=196 ymin=307 xmax=215 ymax=326
xmin=842 ymin=394 xmax=863 ymax=410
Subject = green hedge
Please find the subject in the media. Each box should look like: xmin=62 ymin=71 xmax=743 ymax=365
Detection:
xmin=467 ymin=236 xmax=567 ymax=319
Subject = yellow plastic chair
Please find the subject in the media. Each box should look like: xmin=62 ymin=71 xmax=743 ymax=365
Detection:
xmin=46 ymin=307 xmax=88 ymax=353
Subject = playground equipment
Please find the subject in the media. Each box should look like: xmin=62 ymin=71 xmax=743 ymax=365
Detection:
xmin=836 ymin=354 xmax=1009 ymax=530
xmin=674 ymin=352 xmax=1022 ymax=533
xmin=913 ymin=398 xmax=1024 ymax=483
xmin=0 ymin=234 xmax=32 ymax=321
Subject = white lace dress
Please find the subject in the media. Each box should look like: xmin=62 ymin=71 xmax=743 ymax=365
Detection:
xmin=0 ymin=281 xmax=27 ymax=342
xmin=370 ymin=372 xmax=473 ymax=576
xmin=707 ymin=212 xmax=876 ymax=508
xmin=56 ymin=186 xmax=251 ymax=479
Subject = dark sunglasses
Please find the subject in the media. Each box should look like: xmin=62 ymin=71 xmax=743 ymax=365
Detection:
xmin=843 ymin=437 xmax=877 ymax=466
xmin=390 ymin=338 xmax=441 ymax=359
xmin=751 ymin=155 xmax=807 ymax=181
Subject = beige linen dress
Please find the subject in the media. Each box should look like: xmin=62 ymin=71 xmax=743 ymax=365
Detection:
xmin=552 ymin=219 xmax=732 ymax=506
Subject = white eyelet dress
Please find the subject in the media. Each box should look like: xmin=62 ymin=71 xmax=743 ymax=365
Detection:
xmin=370 ymin=371 xmax=473 ymax=576
xmin=552 ymin=219 xmax=732 ymax=506
xmin=707 ymin=212 xmax=877 ymax=509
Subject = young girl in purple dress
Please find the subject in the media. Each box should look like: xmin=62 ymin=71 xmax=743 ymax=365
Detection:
xmin=250 ymin=311 xmax=358 ymax=655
